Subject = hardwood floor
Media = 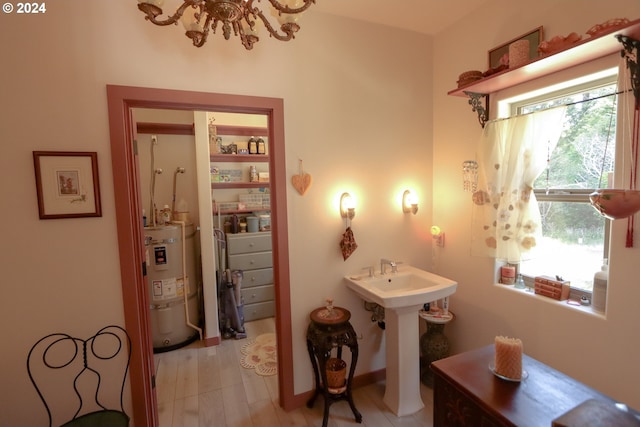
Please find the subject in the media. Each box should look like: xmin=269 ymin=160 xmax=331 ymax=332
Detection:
xmin=154 ymin=318 xmax=434 ymax=427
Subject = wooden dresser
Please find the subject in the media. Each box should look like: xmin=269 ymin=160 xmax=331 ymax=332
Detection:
xmin=226 ymin=232 xmax=274 ymax=321
xmin=431 ymin=345 xmax=636 ymax=427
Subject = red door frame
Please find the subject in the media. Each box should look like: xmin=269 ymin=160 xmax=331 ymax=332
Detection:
xmin=106 ymin=85 xmax=294 ymax=426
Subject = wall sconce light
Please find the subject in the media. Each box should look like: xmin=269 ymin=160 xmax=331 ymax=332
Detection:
xmin=431 ymin=225 xmax=445 ymax=247
xmin=340 ymin=192 xmax=356 ymax=220
xmin=402 ymin=190 xmax=419 ymax=215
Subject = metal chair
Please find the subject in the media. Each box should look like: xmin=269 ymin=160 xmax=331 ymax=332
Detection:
xmin=27 ymin=325 xmax=131 ymax=427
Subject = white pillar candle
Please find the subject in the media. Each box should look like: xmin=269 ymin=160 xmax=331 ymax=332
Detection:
xmin=509 ymin=39 xmax=530 ymax=68
xmin=494 ymin=336 xmax=523 ymax=379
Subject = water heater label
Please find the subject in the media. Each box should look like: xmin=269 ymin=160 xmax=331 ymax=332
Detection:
xmin=154 ymin=246 xmax=168 ymax=270
xmin=152 ymin=277 xmax=178 ymax=301
xmin=176 ymin=278 xmax=185 ymax=296
xmin=152 ymin=280 xmax=163 ymax=297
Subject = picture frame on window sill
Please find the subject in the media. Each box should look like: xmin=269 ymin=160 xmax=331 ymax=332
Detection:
xmin=488 ymin=27 xmax=544 ymax=69
xmin=33 ymin=151 xmax=102 ymax=219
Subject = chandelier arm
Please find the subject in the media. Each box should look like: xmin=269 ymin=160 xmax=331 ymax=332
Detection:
xmin=137 ymin=0 xmax=316 ymax=48
xmin=236 ymin=10 xmax=259 ymax=50
xmin=188 ymin=13 xmax=214 ymax=47
xmin=138 ymin=1 xmax=202 ymax=26
xmin=253 ymin=10 xmax=299 ymax=41
xmin=266 ymin=0 xmax=315 ymax=14
xmin=238 ymin=27 xmax=259 ymax=50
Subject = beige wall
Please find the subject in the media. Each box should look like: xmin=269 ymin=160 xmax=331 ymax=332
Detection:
xmin=0 ymin=2 xmax=432 ymax=426
xmin=433 ymin=0 xmax=640 ymax=411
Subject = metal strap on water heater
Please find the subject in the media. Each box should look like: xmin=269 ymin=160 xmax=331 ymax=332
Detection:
xmin=145 ymin=236 xmax=177 ymax=246
xmin=144 ymin=229 xmax=197 ymax=246
xmin=149 ymin=291 xmax=199 ymax=310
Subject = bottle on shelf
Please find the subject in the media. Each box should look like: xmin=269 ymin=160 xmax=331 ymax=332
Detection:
xmin=248 ymin=137 xmax=258 ymax=154
xmin=155 ymin=207 xmax=163 ymax=226
xmin=592 ymin=259 xmax=608 ymax=313
xmin=231 ymin=214 xmax=239 ymax=234
xmin=257 ymin=138 xmax=266 ymax=154
xmin=160 ymin=204 xmax=172 ymax=224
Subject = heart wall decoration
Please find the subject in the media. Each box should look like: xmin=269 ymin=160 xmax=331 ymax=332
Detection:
xmin=292 ymin=159 xmax=312 ymax=196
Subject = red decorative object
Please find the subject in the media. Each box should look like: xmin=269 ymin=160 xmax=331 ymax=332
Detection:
xmin=586 ymin=18 xmax=630 ymax=38
xmin=339 ymin=227 xmax=358 ymax=260
xmin=588 ymin=35 xmax=640 ymax=247
xmin=537 ymin=32 xmax=582 ymax=56
xmin=590 ymin=190 xmax=640 ymax=220
xmin=457 ymin=70 xmax=484 ymax=88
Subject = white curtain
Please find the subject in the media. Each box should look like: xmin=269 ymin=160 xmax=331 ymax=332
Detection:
xmin=471 ymin=107 xmax=566 ymax=263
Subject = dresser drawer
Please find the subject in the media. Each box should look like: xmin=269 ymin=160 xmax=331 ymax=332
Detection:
xmin=243 ymin=301 xmax=275 ymax=322
xmin=241 ymin=284 xmax=274 ymax=304
xmin=228 ymin=251 xmax=272 ymax=271
xmin=227 ymin=232 xmax=272 ymax=255
xmin=241 ymin=267 xmax=273 ymax=288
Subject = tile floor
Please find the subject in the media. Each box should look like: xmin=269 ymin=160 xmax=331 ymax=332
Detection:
xmin=154 ymin=318 xmax=434 ymax=427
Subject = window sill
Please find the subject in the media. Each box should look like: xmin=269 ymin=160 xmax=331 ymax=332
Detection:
xmin=493 ymin=283 xmax=606 ymax=318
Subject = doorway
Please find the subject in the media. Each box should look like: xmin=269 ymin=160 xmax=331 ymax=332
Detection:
xmin=107 ymin=85 xmax=294 ymax=426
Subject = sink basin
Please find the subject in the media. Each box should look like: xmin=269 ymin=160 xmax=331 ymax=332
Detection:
xmin=345 ymin=265 xmax=457 ymax=308
xmin=345 ymin=265 xmax=457 ymax=417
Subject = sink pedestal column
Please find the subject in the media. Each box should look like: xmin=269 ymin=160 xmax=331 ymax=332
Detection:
xmin=383 ymin=304 xmax=424 ymax=417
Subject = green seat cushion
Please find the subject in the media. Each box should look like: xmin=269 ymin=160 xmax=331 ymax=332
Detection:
xmin=61 ymin=410 xmax=129 ymax=427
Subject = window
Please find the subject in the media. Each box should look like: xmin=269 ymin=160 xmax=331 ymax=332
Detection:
xmin=508 ymin=76 xmax=618 ymax=292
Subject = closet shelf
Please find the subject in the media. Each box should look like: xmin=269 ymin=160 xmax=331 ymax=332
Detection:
xmin=211 ymin=154 xmax=269 ymax=162
xmin=214 ymin=208 xmax=271 ymax=215
xmin=212 ymin=182 xmax=269 ymax=189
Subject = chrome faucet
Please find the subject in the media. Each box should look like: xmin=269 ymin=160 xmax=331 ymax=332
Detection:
xmin=380 ymin=258 xmax=398 ymax=275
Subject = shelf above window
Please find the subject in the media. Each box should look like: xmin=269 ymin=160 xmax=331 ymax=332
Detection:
xmin=448 ymin=18 xmax=640 ymax=97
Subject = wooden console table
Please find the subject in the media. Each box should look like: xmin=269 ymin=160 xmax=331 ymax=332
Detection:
xmin=431 ymin=345 xmax=635 ymax=427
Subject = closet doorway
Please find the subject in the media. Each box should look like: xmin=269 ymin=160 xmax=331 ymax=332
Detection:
xmin=107 ymin=85 xmax=293 ymax=426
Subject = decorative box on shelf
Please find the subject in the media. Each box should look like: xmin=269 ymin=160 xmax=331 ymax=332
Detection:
xmin=534 ymin=275 xmax=570 ymax=300
xmin=214 ymin=202 xmax=238 ymax=213
xmin=239 ymin=193 xmax=264 ymax=210
xmin=218 ymin=169 xmax=242 ymax=182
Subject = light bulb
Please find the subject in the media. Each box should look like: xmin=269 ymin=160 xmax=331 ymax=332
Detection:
xmin=138 ymin=0 xmax=165 ymax=7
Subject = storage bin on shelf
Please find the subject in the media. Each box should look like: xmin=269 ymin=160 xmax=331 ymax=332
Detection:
xmin=326 ymin=358 xmax=347 ymax=389
xmin=533 ymin=276 xmax=570 ymax=300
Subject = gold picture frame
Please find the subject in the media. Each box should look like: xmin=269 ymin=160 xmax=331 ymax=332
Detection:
xmin=488 ymin=27 xmax=544 ymax=69
xmin=33 ymin=151 xmax=102 ymax=219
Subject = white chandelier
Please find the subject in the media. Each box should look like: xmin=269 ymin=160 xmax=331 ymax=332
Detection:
xmin=137 ymin=0 xmax=315 ymax=50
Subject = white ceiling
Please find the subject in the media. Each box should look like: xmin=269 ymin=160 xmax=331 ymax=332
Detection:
xmin=311 ymin=0 xmax=490 ymax=35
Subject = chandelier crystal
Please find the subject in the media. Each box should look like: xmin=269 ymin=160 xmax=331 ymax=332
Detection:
xmin=137 ymin=0 xmax=315 ymax=50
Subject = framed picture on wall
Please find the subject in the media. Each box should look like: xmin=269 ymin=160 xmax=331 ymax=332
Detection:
xmin=33 ymin=151 xmax=102 ymax=219
xmin=488 ymin=27 xmax=544 ymax=69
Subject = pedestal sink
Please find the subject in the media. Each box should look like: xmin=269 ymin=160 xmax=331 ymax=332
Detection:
xmin=345 ymin=265 xmax=457 ymax=416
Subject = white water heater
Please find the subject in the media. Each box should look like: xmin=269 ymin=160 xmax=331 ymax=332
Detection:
xmin=145 ymin=223 xmax=201 ymax=352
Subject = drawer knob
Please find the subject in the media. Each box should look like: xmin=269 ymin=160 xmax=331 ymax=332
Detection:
xmin=249 ymin=243 xmax=254 ymax=247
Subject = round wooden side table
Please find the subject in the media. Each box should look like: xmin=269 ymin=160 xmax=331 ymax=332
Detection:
xmin=306 ymin=306 xmax=362 ymax=427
